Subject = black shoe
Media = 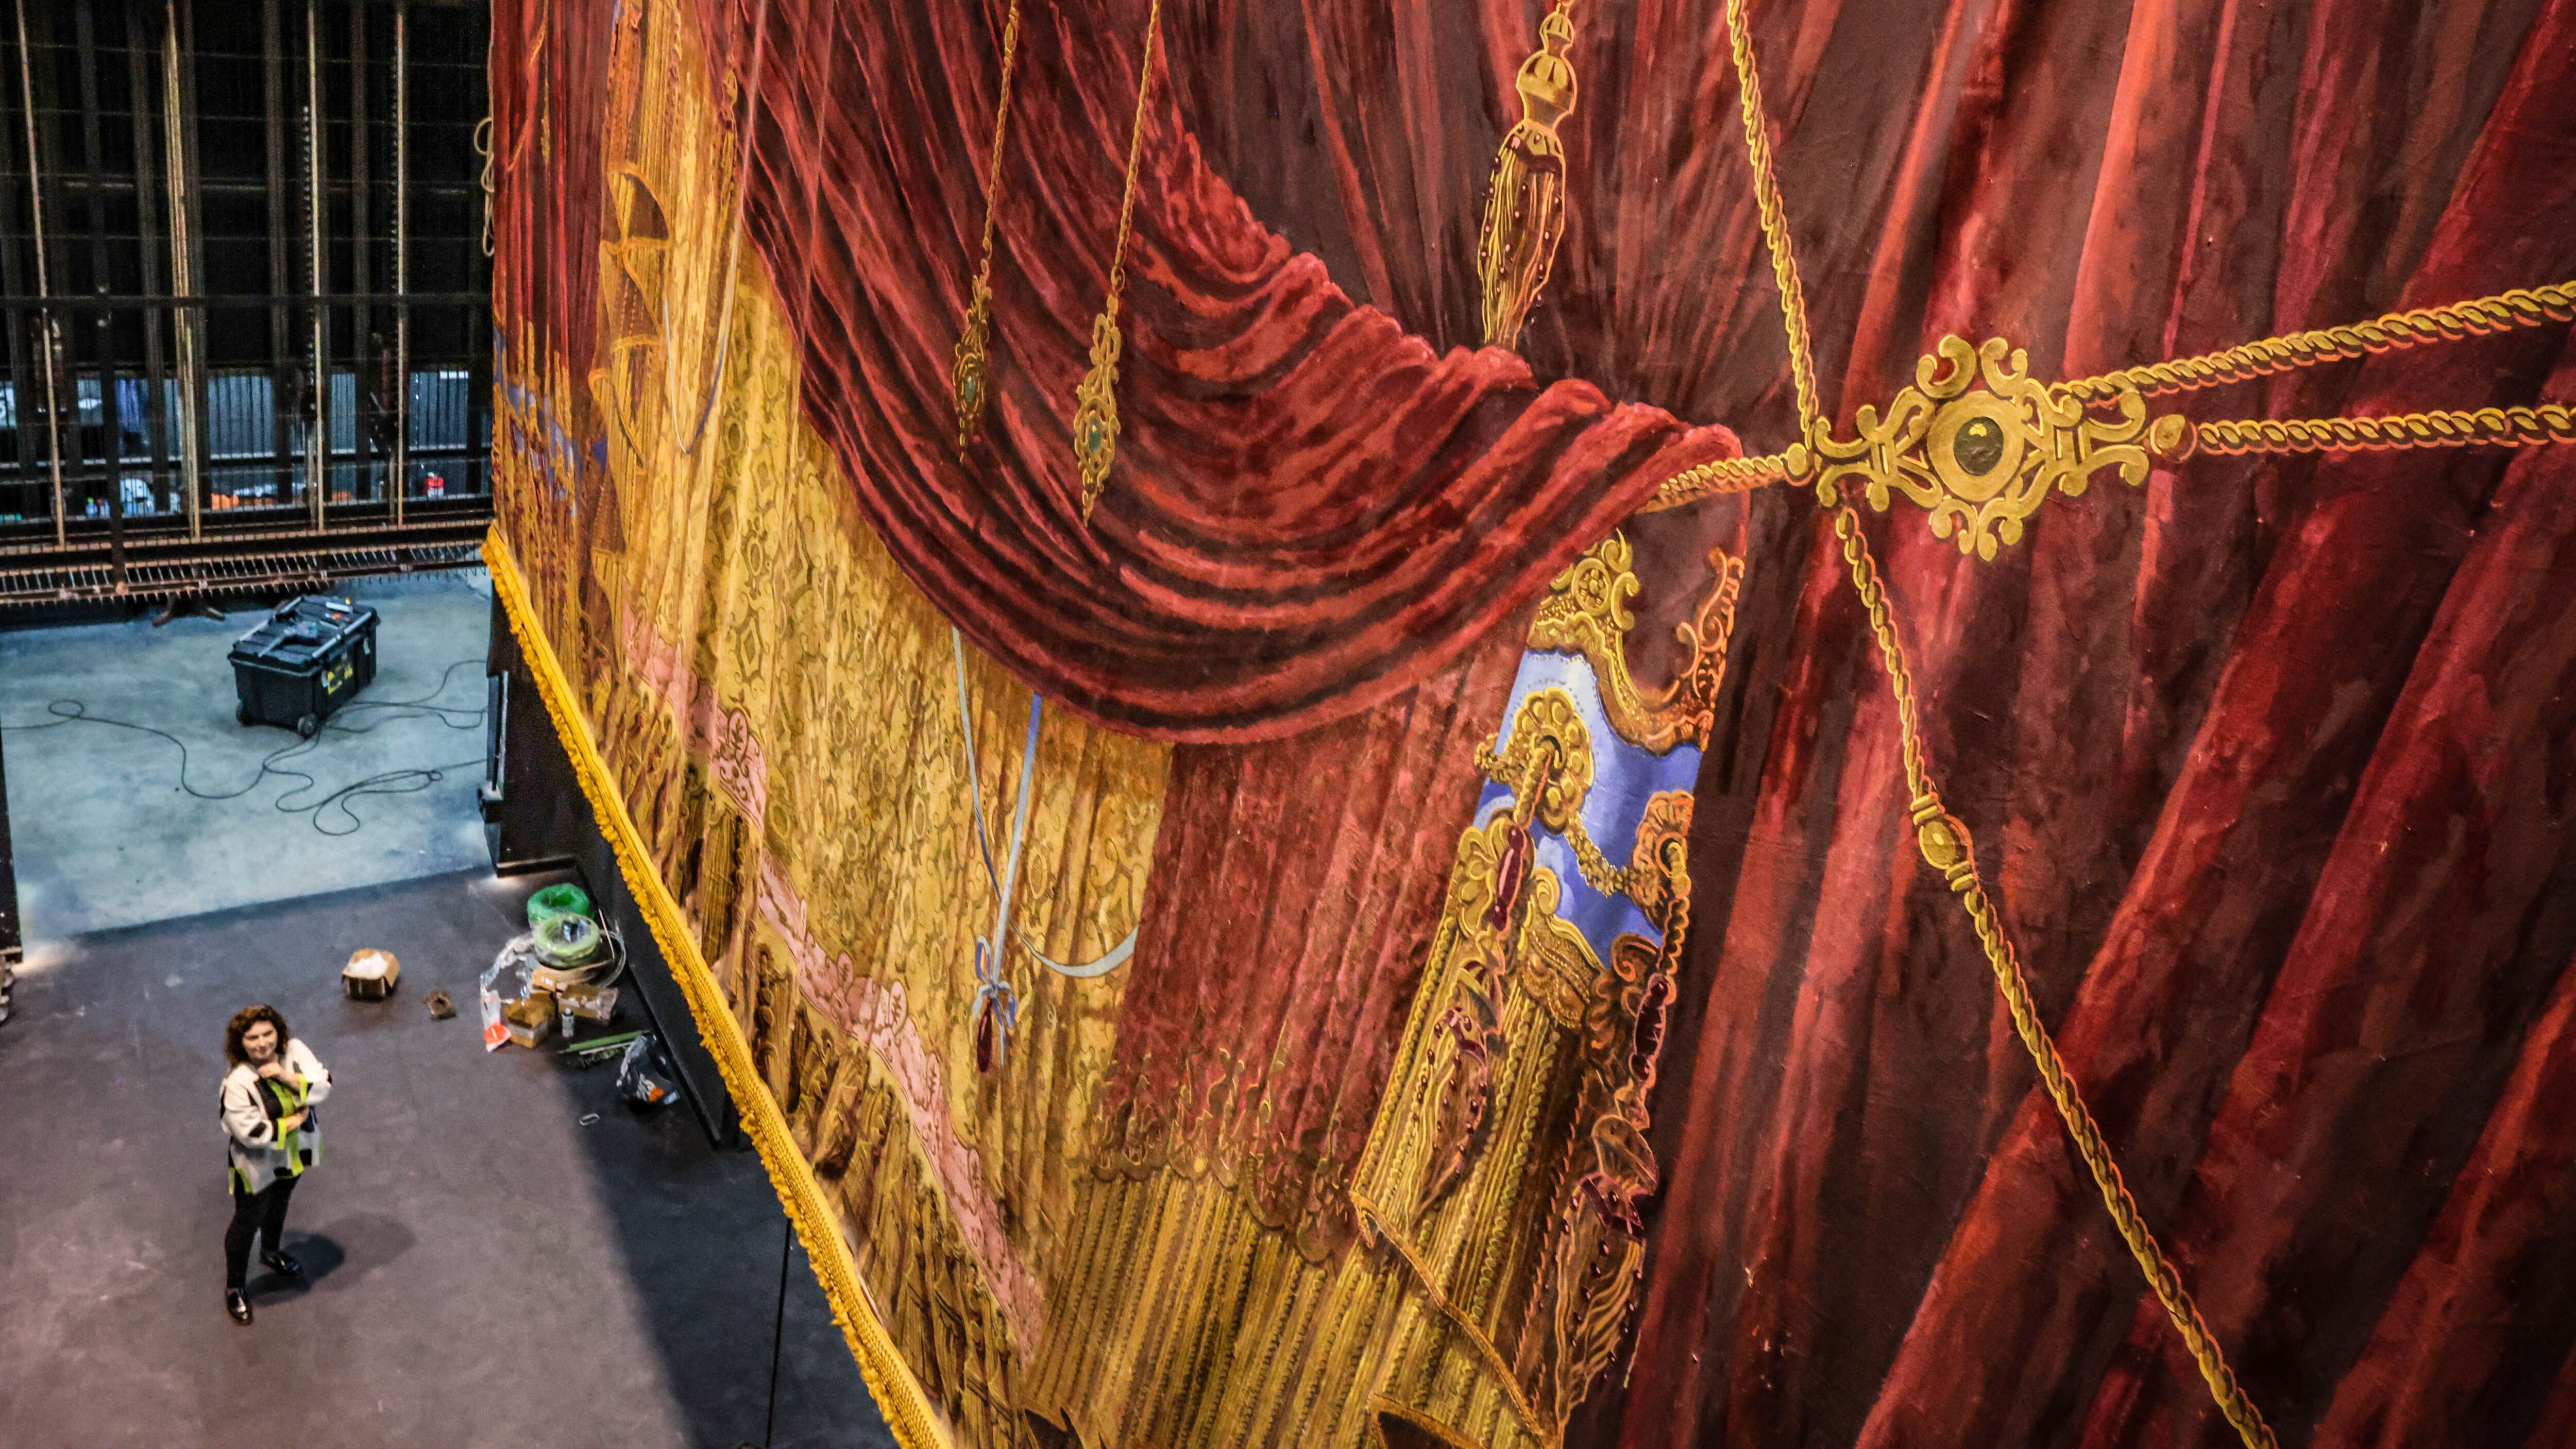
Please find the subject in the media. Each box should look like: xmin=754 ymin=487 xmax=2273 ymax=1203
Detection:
xmin=226 ymin=1289 xmax=253 ymax=1325
xmin=261 ymin=1249 xmax=303 ymax=1280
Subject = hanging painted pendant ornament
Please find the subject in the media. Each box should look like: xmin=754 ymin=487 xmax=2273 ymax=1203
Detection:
xmin=1072 ymin=0 xmax=1164 ymax=521
xmin=951 ymin=0 xmax=1025 ymax=453
xmin=1477 ymin=3 xmax=1579 ymax=349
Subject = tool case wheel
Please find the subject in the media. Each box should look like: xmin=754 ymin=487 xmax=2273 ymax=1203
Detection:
xmin=296 ymin=713 xmax=319 ymax=739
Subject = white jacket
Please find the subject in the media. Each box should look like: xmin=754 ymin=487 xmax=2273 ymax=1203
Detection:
xmin=221 ymin=1037 xmax=332 ymax=1195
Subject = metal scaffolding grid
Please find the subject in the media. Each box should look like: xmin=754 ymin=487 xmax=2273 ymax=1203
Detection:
xmin=0 ymin=0 xmax=491 ymax=602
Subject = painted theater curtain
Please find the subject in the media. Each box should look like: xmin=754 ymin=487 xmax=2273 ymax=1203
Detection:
xmin=484 ymin=0 xmax=2576 ymax=1447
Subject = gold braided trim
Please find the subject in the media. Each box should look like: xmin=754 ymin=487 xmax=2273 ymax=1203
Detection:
xmin=1621 ymin=0 xmax=1821 ymax=516
xmin=1829 ymin=507 xmax=2279 ymax=1449
xmin=2063 ymin=281 xmax=2576 ymax=401
xmin=2194 ymin=403 xmax=2576 ymax=455
xmin=483 ymin=526 xmax=954 ymax=1449
xmin=1635 ymin=450 xmax=1794 ymax=513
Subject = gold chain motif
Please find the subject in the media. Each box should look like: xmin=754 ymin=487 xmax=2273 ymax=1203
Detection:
xmin=1526 ymin=532 xmax=1748 ymax=754
xmin=1718 ymin=6 xmax=2279 ymax=1444
xmin=1564 ymin=822 xmax=1632 ymax=899
xmin=2194 ymin=403 xmax=2576 ymax=456
xmin=1472 ymin=735 xmax=1629 ymax=897
xmin=1071 ymin=0 xmax=1165 ymax=522
xmin=2063 ymin=281 xmax=2576 ymax=400
xmin=950 ymin=0 xmax=1024 ymax=453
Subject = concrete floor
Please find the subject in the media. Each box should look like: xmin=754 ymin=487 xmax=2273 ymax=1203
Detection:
xmin=0 ymin=580 xmax=894 ymax=1448
xmin=0 ymin=866 xmax=891 ymax=1449
xmin=1 ymin=570 xmax=496 ymax=946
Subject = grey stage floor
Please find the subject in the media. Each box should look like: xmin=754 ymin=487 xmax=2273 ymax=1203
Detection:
xmin=0 ymin=866 xmax=892 ymax=1449
xmin=1 ymin=570 xmax=496 ymax=948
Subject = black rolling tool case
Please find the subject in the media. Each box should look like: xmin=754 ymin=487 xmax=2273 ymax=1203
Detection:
xmin=229 ymin=594 xmax=380 ymax=736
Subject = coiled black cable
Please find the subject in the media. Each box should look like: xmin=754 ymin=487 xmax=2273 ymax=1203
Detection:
xmin=1 ymin=657 xmax=492 ymax=838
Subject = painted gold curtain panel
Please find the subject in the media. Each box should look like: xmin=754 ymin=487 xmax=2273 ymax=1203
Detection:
xmin=490 ymin=0 xmax=1175 ymax=1433
xmin=488 ymin=0 xmax=2576 ymax=1446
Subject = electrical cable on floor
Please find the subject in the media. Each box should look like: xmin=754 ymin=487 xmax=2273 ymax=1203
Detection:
xmin=0 ymin=657 xmax=493 ymax=838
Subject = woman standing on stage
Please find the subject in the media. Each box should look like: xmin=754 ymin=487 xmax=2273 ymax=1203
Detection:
xmin=218 ymin=1004 xmax=331 ymax=1324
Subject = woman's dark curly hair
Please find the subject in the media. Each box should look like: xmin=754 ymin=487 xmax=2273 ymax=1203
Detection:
xmin=223 ymin=1004 xmax=293 ymax=1067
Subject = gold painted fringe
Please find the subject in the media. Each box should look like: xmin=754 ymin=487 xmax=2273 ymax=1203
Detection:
xmin=482 ymin=524 xmax=954 ymax=1449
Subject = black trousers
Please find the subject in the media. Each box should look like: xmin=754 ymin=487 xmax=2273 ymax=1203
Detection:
xmin=223 ymin=1175 xmax=299 ymax=1290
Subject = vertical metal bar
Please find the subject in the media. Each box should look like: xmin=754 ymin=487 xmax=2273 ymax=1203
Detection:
xmin=392 ymin=0 xmax=406 ymax=525
xmin=348 ymin=0 xmax=369 ymax=505
xmin=470 ymin=14 xmax=493 ymax=504
xmin=161 ymin=0 xmax=200 ymax=540
xmin=13 ymin=0 xmax=65 ymax=544
xmin=0 ymin=715 xmax=20 ymax=978
xmin=73 ymin=0 xmax=127 ymax=582
xmin=262 ymin=0 xmax=291 ymax=513
xmin=304 ymin=0 xmax=324 ymax=532
xmin=0 ymin=7 xmax=35 ymax=530
xmin=125 ymin=0 xmax=171 ymax=530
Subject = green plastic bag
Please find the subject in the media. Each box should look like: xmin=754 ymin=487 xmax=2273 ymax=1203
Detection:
xmin=526 ymin=882 xmax=594 ymax=931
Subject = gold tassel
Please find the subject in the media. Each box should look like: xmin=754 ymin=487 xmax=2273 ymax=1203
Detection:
xmin=1477 ymin=4 xmax=1580 ymax=350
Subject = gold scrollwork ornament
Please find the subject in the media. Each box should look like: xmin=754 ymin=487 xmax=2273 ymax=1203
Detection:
xmin=1527 ymin=531 xmax=1744 ymax=755
xmin=1799 ymin=335 xmax=2194 ymax=559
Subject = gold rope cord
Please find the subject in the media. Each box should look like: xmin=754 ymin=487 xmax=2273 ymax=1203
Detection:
xmin=950 ymin=0 xmax=1024 ymax=452
xmin=2063 ymin=280 xmax=2576 ymax=401
xmin=1628 ymin=0 xmax=1820 ymax=516
xmin=1071 ymin=0 xmax=1165 ymax=521
xmin=1825 ymin=506 xmax=2280 ymax=1448
xmin=1635 ymin=450 xmax=1794 ymax=512
xmin=1716 ymin=2 xmax=2280 ymax=1444
xmin=482 ymin=528 xmax=956 ymax=1449
xmin=2194 ymin=402 xmax=2576 ymax=456
xmin=1723 ymin=0 xmax=1821 ymax=431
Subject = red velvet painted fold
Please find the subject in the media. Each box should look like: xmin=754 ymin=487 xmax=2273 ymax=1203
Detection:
xmin=670 ymin=0 xmax=1739 ymax=744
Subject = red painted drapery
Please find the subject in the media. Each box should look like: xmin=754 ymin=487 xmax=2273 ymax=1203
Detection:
xmin=662 ymin=0 xmax=1742 ymax=743
xmin=490 ymin=0 xmax=2576 ymax=1442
